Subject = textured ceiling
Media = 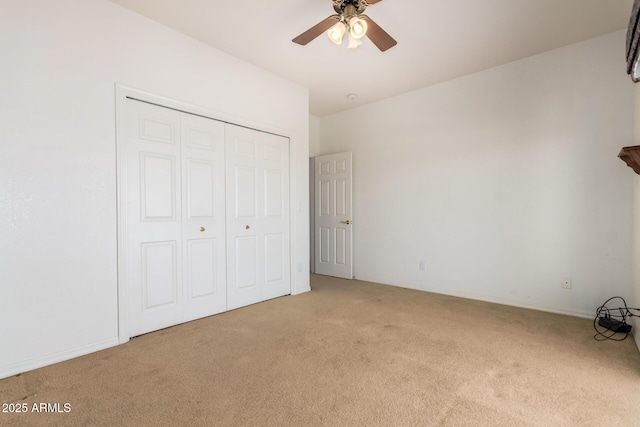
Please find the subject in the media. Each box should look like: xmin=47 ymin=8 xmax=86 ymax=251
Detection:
xmin=111 ymin=0 xmax=634 ymax=117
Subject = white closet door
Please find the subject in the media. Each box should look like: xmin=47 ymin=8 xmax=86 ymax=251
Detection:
xmin=125 ymin=99 xmax=183 ymax=336
xmin=225 ymin=124 xmax=290 ymax=310
xmin=180 ymin=113 xmax=227 ymax=321
xmin=125 ymin=99 xmax=226 ymax=336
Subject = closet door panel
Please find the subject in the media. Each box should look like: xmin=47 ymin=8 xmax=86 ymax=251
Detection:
xmin=226 ymin=124 xmax=290 ymax=310
xmin=181 ymin=112 xmax=227 ymax=321
xmin=125 ymin=99 xmax=183 ymax=336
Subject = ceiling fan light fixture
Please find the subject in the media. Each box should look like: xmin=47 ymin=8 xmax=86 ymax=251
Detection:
xmin=327 ymin=21 xmax=347 ymax=45
xmin=292 ymin=0 xmax=397 ymax=52
xmin=349 ymin=16 xmax=368 ymax=39
xmin=347 ymin=32 xmax=363 ymax=49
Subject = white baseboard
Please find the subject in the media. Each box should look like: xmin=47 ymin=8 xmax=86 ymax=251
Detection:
xmin=355 ymin=276 xmax=594 ymax=319
xmin=632 ymin=318 xmax=640 ymax=352
xmin=0 ymin=337 xmax=121 ymax=380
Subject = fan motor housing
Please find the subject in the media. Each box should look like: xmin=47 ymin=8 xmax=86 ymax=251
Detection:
xmin=332 ymin=0 xmax=367 ymax=15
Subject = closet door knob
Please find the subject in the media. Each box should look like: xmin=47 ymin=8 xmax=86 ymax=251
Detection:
xmin=200 ymin=227 xmax=205 ymax=232
xmin=245 ymin=225 xmax=250 ymax=230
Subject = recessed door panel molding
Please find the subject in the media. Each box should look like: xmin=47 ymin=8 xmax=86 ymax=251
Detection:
xmin=186 ymin=159 xmax=216 ymax=219
xmin=184 ymin=125 xmax=218 ymax=151
xmin=235 ymin=166 xmax=257 ymax=219
xmin=235 ymin=236 xmax=258 ymax=290
xmin=264 ymin=142 xmax=284 ymax=162
xmin=140 ymin=153 xmax=176 ymax=221
xmin=319 ymin=227 xmax=331 ymax=263
xmin=314 ymin=152 xmax=353 ymax=279
xmin=335 ymin=178 xmax=347 ymax=217
xmin=187 ymin=238 xmax=217 ymax=299
xmin=319 ymin=180 xmax=331 ymax=217
xmin=234 ymin=137 xmax=257 ymax=158
xmin=335 ymin=228 xmax=346 ymax=265
xmin=319 ymin=161 xmax=331 ymax=175
xmin=139 ymin=116 xmax=175 ymax=144
xmin=264 ymin=169 xmax=283 ymax=217
xmin=265 ymin=233 xmax=285 ymax=284
xmin=141 ymin=241 xmax=178 ymax=310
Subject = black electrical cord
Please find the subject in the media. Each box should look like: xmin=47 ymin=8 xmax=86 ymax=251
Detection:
xmin=593 ymin=296 xmax=640 ymax=341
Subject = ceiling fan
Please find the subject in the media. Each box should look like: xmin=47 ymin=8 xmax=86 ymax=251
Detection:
xmin=292 ymin=0 xmax=397 ymax=52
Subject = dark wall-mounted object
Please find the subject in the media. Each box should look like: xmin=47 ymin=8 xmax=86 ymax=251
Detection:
xmin=627 ymin=0 xmax=640 ymax=82
xmin=618 ymin=146 xmax=640 ymax=175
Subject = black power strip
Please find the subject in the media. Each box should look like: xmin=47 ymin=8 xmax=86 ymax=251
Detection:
xmin=593 ymin=297 xmax=640 ymax=341
xmin=597 ymin=316 xmax=632 ymax=333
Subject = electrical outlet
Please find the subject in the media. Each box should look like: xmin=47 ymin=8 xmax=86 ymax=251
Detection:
xmin=419 ymin=261 xmax=426 ymax=271
xmin=561 ymin=277 xmax=572 ymax=289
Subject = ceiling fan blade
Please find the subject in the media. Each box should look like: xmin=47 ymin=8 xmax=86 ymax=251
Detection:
xmin=362 ymin=0 xmax=385 ymax=5
xmin=363 ymin=15 xmax=397 ymax=51
xmin=292 ymin=15 xmax=340 ymax=46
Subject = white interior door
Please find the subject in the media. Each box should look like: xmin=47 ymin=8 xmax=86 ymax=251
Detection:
xmin=125 ymin=99 xmax=226 ymax=336
xmin=314 ymin=152 xmax=353 ymax=279
xmin=225 ymin=124 xmax=290 ymax=310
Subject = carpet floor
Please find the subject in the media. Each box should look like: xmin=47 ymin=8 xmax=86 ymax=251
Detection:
xmin=1 ymin=274 xmax=639 ymax=426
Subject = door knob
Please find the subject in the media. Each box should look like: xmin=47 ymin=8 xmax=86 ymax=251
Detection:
xmin=200 ymin=227 xmax=205 ymax=232
xmin=340 ymin=220 xmax=352 ymax=225
xmin=245 ymin=225 xmax=250 ymax=230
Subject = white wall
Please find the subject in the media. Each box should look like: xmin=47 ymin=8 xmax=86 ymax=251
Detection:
xmin=0 ymin=0 xmax=309 ymax=379
xmin=309 ymin=115 xmax=321 ymax=158
xmin=632 ymin=85 xmax=640 ymax=351
xmin=319 ymin=31 xmax=634 ymax=317
xmin=309 ymin=115 xmax=321 ymax=273
xmin=632 ymin=174 xmax=640 ymax=350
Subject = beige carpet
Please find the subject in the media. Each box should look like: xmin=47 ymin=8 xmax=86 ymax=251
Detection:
xmin=1 ymin=275 xmax=639 ymax=426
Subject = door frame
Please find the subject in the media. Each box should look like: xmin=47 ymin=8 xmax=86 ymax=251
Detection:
xmin=115 ymin=84 xmax=299 ymax=344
